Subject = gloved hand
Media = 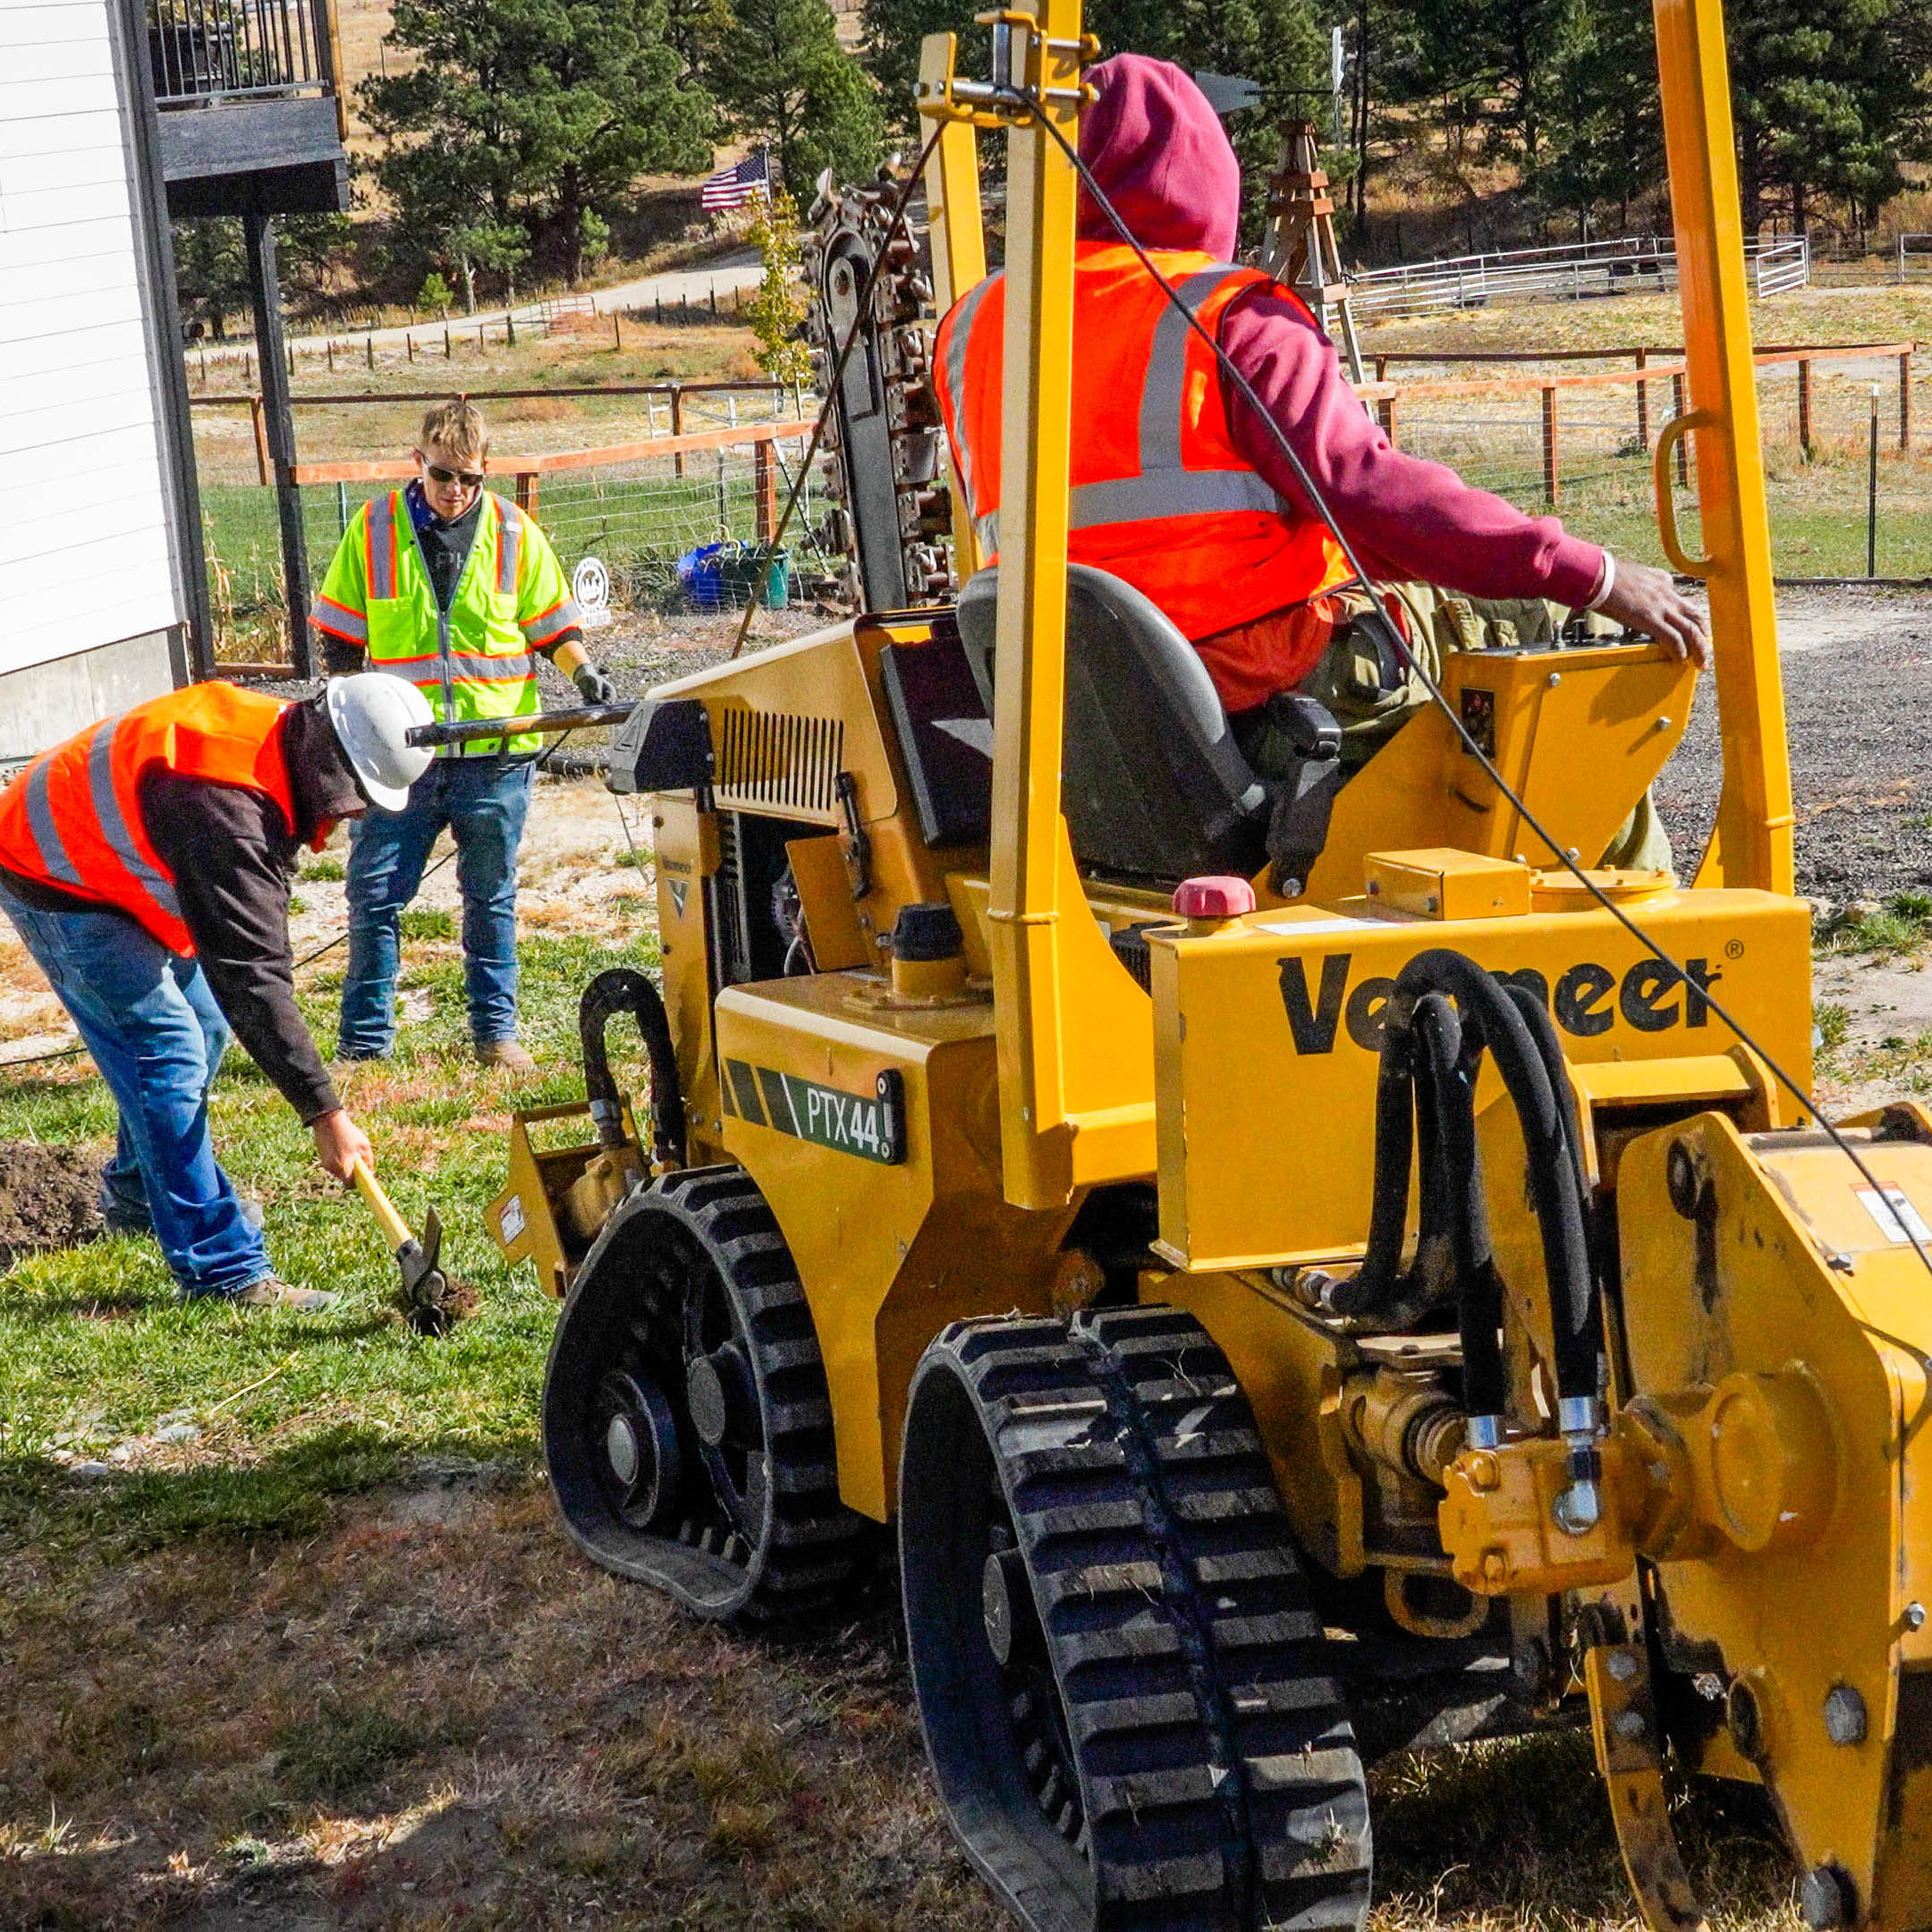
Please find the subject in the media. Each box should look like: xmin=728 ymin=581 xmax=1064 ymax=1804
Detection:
xmin=572 ymin=662 xmax=617 ymax=707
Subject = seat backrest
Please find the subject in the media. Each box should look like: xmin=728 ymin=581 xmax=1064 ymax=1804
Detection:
xmin=956 ymin=564 xmax=1267 ymax=881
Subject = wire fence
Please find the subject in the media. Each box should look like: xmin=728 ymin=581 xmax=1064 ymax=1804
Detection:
xmin=191 ymin=386 xmax=829 ymax=662
xmin=1373 ymin=342 xmax=1929 ymax=580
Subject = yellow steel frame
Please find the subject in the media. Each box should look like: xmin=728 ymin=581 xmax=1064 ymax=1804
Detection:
xmin=1651 ymin=0 xmax=1794 ymax=894
xmin=914 ymin=0 xmax=1794 ymax=1214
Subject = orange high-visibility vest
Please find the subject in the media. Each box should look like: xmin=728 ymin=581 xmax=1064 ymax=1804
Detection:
xmin=934 ymin=244 xmax=1352 ymax=657
xmin=0 ymin=682 xmax=296 ymax=955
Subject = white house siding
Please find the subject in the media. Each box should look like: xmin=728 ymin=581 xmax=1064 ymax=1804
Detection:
xmin=0 ymin=0 xmax=181 ymax=753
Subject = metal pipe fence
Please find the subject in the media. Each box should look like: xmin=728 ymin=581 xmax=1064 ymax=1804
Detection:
xmin=1350 ymin=234 xmax=1810 ymax=318
xmin=1379 ymin=342 xmax=1928 ymax=580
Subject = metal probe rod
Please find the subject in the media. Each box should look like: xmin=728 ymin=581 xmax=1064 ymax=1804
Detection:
xmin=405 ymin=701 xmax=638 ymax=748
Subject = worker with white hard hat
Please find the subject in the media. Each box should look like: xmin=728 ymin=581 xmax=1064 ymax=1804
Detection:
xmin=0 ymin=675 xmax=430 ymax=1311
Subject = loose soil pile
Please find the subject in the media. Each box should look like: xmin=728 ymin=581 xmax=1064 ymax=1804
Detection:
xmin=0 ymin=1140 xmax=101 ymax=1265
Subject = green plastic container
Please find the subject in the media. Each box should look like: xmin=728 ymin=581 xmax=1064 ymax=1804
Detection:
xmin=716 ymin=544 xmax=790 ymax=609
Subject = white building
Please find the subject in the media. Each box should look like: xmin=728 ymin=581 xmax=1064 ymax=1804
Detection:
xmin=0 ymin=0 xmax=346 ymax=765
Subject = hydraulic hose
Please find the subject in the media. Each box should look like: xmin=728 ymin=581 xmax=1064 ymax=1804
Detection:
xmin=1335 ymin=949 xmax=1601 ymax=1419
xmin=578 ymin=968 xmax=687 ymax=1171
xmin=1412 ymin=993 xmax=1509 ymax=1423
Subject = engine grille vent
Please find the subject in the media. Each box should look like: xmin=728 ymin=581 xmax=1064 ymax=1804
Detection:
xmin=714 ymin=708 xmax=844 ymax=818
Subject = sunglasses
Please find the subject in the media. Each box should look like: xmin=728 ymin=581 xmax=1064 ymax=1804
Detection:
xmin=420 ymin=460 xmax=484 ymax=488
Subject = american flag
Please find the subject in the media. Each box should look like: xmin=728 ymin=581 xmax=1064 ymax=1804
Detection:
xmin=699 ymin=149 xmax=771 ymax=212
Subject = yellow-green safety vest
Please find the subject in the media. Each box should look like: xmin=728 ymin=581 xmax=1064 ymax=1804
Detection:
xmin=311 ymin=488 xmax=580 ymax=758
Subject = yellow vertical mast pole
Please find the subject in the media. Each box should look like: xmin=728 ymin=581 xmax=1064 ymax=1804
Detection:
xmin=919 ymin=34 xmax=987 ymax=582
xmin=986 ymin=1 xmax=1085 ymax=1208
xmin=1651 ymin=0 xmax=1794 ymax=894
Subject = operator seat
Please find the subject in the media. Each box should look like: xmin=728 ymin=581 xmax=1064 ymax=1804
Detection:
xmin=957 ymin=564 xmax=1276 ymax=881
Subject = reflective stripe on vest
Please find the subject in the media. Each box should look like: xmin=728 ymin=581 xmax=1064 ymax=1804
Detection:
xmin=368 ymin=491 xmax=399 ymax=599
xmin=0 ymin=684 xmax=289 ymax=953
xmin=359 ymin=490 xmax=546 ymax=757
xmin=935 ymin=248 xmax=1352 ymax=643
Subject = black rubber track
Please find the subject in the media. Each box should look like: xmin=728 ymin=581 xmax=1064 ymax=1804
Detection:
xmin=901 ymin=1304 xmax=1372 ymax=1932
xmin=541 ymin=1165 xmax=866 ymax=1623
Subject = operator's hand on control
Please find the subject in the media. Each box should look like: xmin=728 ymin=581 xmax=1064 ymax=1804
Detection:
xmin=1597 ymin=557 xmax=1711 ymax=669
xmin=312 ymin=1108 xmax=373 ymax=1183
xmin=572 ymin=662 xmax=617 ymax=707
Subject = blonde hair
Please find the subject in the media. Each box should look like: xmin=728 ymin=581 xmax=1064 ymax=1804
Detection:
xmin=419 ymin=398 xmax=488 ymax=465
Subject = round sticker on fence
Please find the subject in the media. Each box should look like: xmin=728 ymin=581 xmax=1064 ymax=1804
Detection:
xmin=572 ymin=555 xmax=612 ymax=628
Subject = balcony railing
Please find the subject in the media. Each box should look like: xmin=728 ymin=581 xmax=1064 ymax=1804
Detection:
xmin=148 ymin=0 xmax=336 ymax=107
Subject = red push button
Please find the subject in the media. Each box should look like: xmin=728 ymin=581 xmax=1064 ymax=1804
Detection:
xmin=1172 ymin=876 xmax=1257 ymax=919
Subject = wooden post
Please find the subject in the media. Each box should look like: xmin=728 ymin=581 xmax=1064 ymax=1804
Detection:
xmin=249 ymin=395 xmax=271 ymax=485
xmin=505 ymin=310 xmax=517 ymax=348
xmin=1672 ymin=373 xmax=1690 ymax=486
xmin=366 ymin=335 xmax=375 ymax=369
xmin=670 ymin=384 xmax=685 ymax=479
xmin=708 ymin=283 xmax=717 ymax=318
xmin=1797 ymin=357 xmax=1813 ymax=456
xmin=1541 ymin=386 xmax=1559 ymax=505
xmin=1374 ymin=353 xmax=1387 ymax=382
xmin=242 ymin=211 xmax=314 ymax=679
xmin=613 ymin=313 xmax=622 ymax=350
xmin=515 ymin=471 xmax=539 ymax=517
xmin=407 ymin=334 xmax=415 ymax=363
xmin=286 ymin=343 xmax=294 ymax=377
xmin=1377 ymin=394 xmax=1398 ymax=443
xmin=1902 ymin=351 xmax=1913 ymax=453
xmin=243 ymin=350 xmax=253 ymax=386
xmin=478 ymin=323 xmax=486 ymax=352
xmin=753 ymin=434 xmax=778 ymax=544
xmin=444 ymin=324 xmax=452 ymax=359
xmin=1635 ymin=346 xmax=1650 ymax=449
xmin=656 ymin=294 xmax=664 ymax=326
xmin=326 ymin=339 xmax=335 ymax=372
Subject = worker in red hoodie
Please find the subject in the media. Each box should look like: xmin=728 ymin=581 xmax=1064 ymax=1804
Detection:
xmin=934 ymin=55 xmax=1707 ymax=866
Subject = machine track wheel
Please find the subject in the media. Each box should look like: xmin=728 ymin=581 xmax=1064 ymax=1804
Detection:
xmin=541 ymin=1165 xmax=866 ymax=1623
xmin=900 ymin=1303 xmax=1371 ymax=1932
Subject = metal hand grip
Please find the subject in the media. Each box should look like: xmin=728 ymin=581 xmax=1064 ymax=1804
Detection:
xmin=1652 ymin=411 xmax=1715 ymax=578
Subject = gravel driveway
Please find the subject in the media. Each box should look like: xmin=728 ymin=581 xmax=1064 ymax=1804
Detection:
xmin=1653 ymin=585 xmax=1932 ymax=902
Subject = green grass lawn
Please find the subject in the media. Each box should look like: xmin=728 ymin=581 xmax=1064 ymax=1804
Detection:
xmin=0 ymin=928 xmax=648 ymax=1555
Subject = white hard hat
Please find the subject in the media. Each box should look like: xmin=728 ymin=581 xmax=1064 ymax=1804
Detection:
xmin=326 ymin=673 xmax=434 ymax=812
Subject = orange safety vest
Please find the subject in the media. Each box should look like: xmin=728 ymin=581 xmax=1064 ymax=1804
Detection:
xmin=934 ymin=243 xmax=1353 ymax=662
xmin=0 ymin=682 xmax=297 ymax=956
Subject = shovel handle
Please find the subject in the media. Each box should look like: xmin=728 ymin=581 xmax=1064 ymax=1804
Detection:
xmin=349 ymin=1157 xmax=412 ymax=1252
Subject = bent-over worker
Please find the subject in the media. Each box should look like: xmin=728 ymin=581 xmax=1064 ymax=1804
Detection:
xmin=932 ymin=55 xmax=1709 ymax=869
xmin=0 ymin=676 xmax=431 ymax=1310
xmin=310 ymin=399 xmax=617 ymax=1071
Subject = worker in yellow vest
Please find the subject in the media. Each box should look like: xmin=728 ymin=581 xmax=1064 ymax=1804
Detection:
xmin=310 ymin=399 xmax=616 ymax=1071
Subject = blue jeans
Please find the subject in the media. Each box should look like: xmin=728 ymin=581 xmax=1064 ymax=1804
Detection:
xmin=340 ymin=757 xmax=533 ymax=1055
xmin=0 ymin=884 xmax=271 ymax=1298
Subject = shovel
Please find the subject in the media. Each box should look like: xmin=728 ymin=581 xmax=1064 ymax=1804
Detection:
xmin=348 ymin=1157 xmax=453 ymax=1336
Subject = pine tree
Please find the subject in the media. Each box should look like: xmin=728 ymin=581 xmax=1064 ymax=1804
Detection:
xmin=699 ymin=0 xmax=885 ymax=194
xmin=362 ymin=0 xmax=713 ymax=286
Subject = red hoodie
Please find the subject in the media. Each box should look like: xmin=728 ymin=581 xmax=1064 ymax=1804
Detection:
xmin=1072 ymin=56 xmax=1606 ymax=699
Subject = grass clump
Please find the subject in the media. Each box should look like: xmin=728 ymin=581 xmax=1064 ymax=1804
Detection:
xmin=275 ymin=1702 xmax=421 ymax=1800
xmin=1820 ymin=890 xmax=1932 ymax=957
xmin=399 ymin=906 xmax=455 ymax=942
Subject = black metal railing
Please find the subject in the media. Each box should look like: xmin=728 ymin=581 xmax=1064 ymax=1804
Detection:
xmin=147 ymin=0 xmax=335 ymax=106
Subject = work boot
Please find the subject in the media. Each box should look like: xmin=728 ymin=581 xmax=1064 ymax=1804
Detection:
xmin=231 ymin=1277 xmax=340 ymax=1313
xmin=474 ymin=1038 xmax=537 ymax=1073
